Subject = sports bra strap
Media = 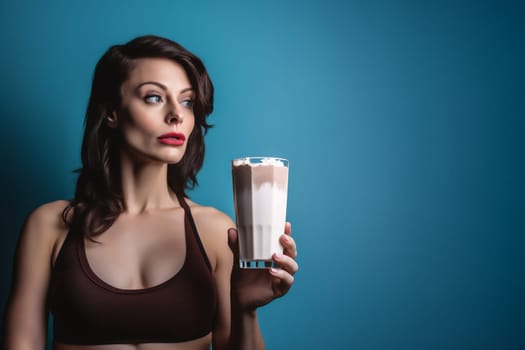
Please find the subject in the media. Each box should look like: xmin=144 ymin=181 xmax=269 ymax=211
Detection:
xmin=176 ymin=193 xmax=212 ymax=271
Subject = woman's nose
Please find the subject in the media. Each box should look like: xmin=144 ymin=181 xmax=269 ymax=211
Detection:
xmin=165 ymin=109 xmax=183 ymax=124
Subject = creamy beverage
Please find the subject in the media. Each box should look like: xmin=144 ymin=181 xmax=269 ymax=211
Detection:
xmin=232 ymin=157 xmax=289 ymax=268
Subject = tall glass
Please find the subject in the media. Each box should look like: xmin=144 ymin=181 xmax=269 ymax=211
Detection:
xmin=232 ymin=157 xmax=289 ymax=268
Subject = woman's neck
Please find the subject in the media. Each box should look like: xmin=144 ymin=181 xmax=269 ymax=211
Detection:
xmin=119 ymin=152 xmax=179 ymax=214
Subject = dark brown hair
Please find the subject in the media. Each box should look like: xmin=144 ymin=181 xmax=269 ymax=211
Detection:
xmin=63 ymin=35 xmax=214 ymax=237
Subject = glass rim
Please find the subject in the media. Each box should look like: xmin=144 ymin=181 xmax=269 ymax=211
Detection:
xmin=232 ymin=156 xmax=288 ymax=164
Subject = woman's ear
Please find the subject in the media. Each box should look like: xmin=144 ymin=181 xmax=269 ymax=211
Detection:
xmin=106 ymin=112 xmax=118 ymax=128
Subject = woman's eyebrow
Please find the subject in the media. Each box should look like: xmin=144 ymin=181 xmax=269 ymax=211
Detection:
xmin=136 ymin=81 xmax=168 ymax=91
xmin=135 ymin=81 xmax=194 ymax=94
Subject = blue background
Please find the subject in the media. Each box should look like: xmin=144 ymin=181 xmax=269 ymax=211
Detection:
xmin=1 ymin=0 xmax=523 ymax=349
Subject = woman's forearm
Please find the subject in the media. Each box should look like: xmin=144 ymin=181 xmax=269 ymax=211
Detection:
xmin=229 ymin=303 xmax=265 ymax=350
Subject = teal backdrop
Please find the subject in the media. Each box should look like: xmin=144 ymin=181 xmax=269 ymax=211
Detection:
xmin=1 ymin=0 xmax=523 ymax=349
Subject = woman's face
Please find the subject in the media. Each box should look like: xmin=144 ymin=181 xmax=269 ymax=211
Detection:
xmin=113 ymin=57 xmax=195 ymax=165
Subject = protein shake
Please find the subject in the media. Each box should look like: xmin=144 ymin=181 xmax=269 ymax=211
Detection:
xmin=232 ymin=157 xmax=289 ymax=268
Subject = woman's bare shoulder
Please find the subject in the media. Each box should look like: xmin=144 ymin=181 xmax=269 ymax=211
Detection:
xmin=28 ymin=200 xmax=69 ymax=223
xmin=185 ymin=199 xmax=234 ymax=231
xmin=184 ymin=199 xmax=234 ymax=267
xmin=11 ymin=200 xmax=72 ymax=270
xmin=23 ymin=200 xmax=70 ymax=240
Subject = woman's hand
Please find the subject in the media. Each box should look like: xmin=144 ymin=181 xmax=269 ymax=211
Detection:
xmin=228 ymin=222 xmax=299 ymax=311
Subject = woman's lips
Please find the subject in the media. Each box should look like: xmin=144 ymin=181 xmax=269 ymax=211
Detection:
xmin=157 ymin=132 xmax=186 ymax=146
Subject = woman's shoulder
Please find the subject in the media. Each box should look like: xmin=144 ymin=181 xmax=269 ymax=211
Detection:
xmin=23 ymin=200 xmax=70 ymax=240
xmin=15 ymin=200 xmax=71 ymax=267
xmin=184 ymin=199 xmax=234 ymax=269
xmin=27 ymin=200 xmax=70 ymax=224
xmin=185 ymin=199 xmax=234 ymax=230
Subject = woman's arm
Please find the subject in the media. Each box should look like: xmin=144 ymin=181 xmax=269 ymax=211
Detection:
xmin=190 ymin=207 xmax=263 ymax=349
xmin=192 ymin=206 xmax=298 ymax=350
xmin=226 ymin=223 xmax=298 ymax=350
xmin=212 ymin=219 xmax=266 ymax=350
xmin=3 ymin=201 xmax=67 ymax=350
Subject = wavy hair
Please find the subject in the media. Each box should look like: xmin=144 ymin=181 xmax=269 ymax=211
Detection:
xmin=63 ymin=35 xmax=214 ymax=237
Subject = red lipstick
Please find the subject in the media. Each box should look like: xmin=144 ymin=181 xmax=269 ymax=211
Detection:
xmin=157 ymin=132 xmax=186 ymax=146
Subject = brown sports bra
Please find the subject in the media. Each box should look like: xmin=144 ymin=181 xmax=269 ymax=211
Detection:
xmin=48 ymin=195 xmax=217 ymax=345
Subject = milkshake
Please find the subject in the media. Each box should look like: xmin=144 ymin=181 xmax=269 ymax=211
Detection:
xmin=232 ymin=157 xmax=289 ymax=268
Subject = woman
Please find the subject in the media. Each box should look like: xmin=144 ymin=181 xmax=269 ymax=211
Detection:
xmin=4 ymin=35 xmax=298 ymax=350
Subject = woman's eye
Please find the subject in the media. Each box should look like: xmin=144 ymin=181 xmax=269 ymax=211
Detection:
xmin=181 ymin=99 xmax=193 ymax=108
xmin=144 ymin=94 xmax=163 ymax=104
